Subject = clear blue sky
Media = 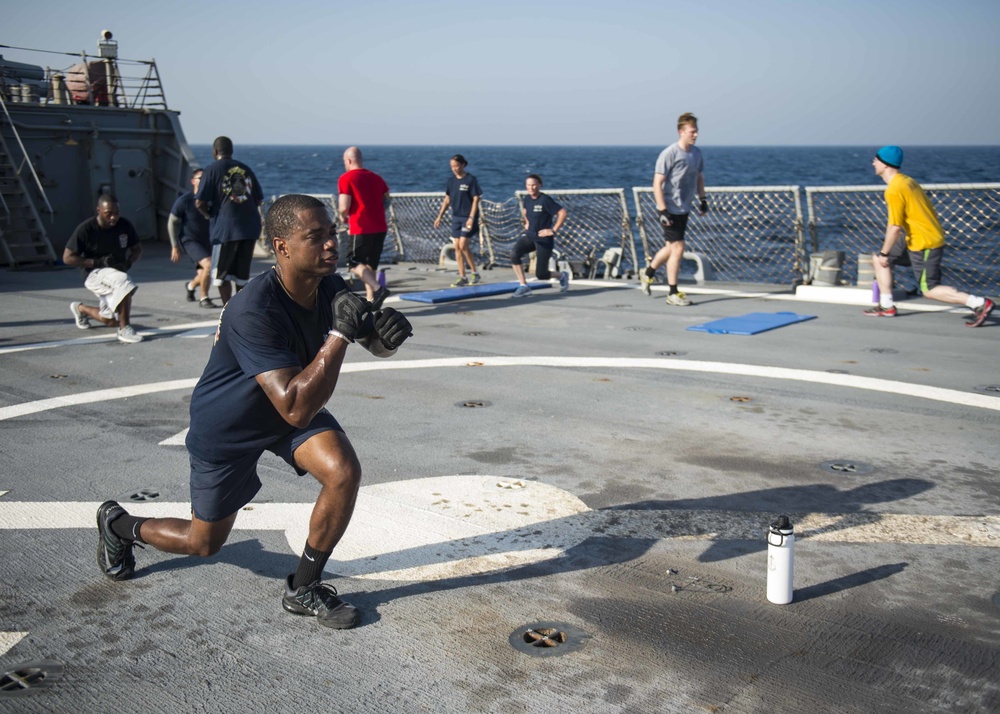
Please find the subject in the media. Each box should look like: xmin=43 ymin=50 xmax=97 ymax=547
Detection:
xmin=5 ymin=0 xmax=999 ymax=146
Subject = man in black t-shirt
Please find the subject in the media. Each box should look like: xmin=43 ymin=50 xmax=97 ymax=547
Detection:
xmin=63 ymin=194 xmax=144 ymax=344
xmin=94 ymin=194 xmax=413 ymax=630
xmin=169 ymin=168 xmax=216 ymax=308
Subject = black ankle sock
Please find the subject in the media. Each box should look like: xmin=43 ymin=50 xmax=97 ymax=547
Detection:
xmin=292 ymin=543 xmax=333 ymax=589
xmin=645 ymin=267 xmax=656 ymax=279
xmin=110 ymin=513 xmax=149 ymax=544
xmin=668 ymin=285 xmax=679 ymax=295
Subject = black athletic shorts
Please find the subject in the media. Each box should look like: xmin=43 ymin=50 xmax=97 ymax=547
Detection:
xmin=181 ymin=237 xmax=211 ymax=264
xmin=189 ymin=409 xmax=344 ymax=522
xmin=347 ymin=232 xmax=387 ymax=270
xmin=212 ymin=239 xmax=255 ymax=286
xmin=661 ymin=212 xmax=689 ymax=242
xmin=886 ymin=240 xmax=943 ymax=292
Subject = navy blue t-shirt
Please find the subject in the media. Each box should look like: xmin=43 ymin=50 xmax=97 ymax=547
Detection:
xmin=194 ymin=157 xmax=264 ymax=244
xmin=185 ymin=269 xmax=349 ymax=462
xmin=65 ymin=216 xmax=140 ymax=278
xmin=523 ymin=194 xmax=563 ymax=237
xmin=170 ymin=192 xmax=210 ymax=248
xmin=445 ymin=173 xmax=482 ymax=218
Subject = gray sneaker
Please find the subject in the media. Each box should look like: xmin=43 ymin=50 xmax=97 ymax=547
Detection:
xmin=117 ymin=325 xmax=144 ymax=343
xmin=665 ymin=291 xmax=692 ymax=307
xmin=559 ymin=271 xmax=570 ymax=292
xmin=282 ymin=575 xmax=360 ymax=629
xmin=70 ymin=301 xmax=91 ymax=329
xmin=512 ymin=284 xmax=533 ymax=298
xmin=639 ymin=271 xmax=654 ymax=296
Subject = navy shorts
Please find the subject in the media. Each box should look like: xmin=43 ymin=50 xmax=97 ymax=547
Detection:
xmin=347 ymin=232 xmax=387 ymax=270
xmin=886 ymin=240 xmax=943 ymax=292
xmin=181 ymin=237 xmax=211 ymax=264
xmin=661 ymin=212 xmax=689 ymax=242
xmin=451 ymin=216 xmax=479 ymax=239
xmin=188 ymin=409 xmax=344 ymax=522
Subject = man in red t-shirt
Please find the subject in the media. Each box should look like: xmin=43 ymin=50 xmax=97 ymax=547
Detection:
xmin=337 ymin=147 xmax=391 ymax=309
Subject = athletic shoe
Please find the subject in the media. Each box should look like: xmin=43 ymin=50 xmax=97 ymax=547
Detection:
xmin=370 ymin=287 xmax=390 ymax=311
xmin=665 ymin=291 xmax=691 ymax=307
xmin=451 ymin=276 xmax=469 ymax=288
xmin=559 ymin=271 xmax=570 ymax=292
xmin=96 ymin=500 xmax=135 ymax=581
xmin=70 ymin=301 xmax=91 ymax=330
xmin=184 ymin=281 xmax=196 ymax=302
xmin=512 ymin=284 xmax=533 ymax=298
xmin=639 ymin=271 xmax=654 ymax=296
xmin=117 ymin=325 xmax=144 ymax=344
xmin=966 ymin=298 xmax=994 ymax=328
xmin=863 ymin=304 xmax=897 ymax=317
xmin=282 ymin=575 xmax=360 ymax=629
xmin=470 ymin=272 xmax=482 ymax=285
xmin=199 ymin=297 xmax=218 ymax=308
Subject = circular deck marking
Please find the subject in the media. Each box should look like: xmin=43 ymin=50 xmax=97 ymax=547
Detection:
xmin=3 ymin=356 xmax=1000 ymax=421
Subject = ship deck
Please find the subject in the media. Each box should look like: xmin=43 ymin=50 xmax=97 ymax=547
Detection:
xmin=1 ymin=244 xmax=998 ymax=713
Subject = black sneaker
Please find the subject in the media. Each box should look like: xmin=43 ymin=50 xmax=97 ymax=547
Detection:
xmin=370 ymin=286 xmax=390 ymax=311
xmin=282 ymin=575 xmax=360 ymax=629
xmin=96 ymin=500 xmax=135 ymax=581
xmin=184 ymin=281 xmax=196 ymax=302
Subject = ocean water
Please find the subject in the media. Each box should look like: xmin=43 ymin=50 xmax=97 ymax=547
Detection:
xmin=189 ymin=145 xmax=1000 ymax=201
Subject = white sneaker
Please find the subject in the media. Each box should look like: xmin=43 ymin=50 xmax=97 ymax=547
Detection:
xmin=117 ymin=325 xmax=144 ymax=344
xmin=70 ymin=301 xmax=91 ymax=329
xmin=639 ymin=271 xmax=653 ymax=296
xmin=665 ymin=291 xmax=691 ymax=307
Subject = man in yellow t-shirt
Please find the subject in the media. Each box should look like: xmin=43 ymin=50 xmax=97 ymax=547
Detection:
xmin=866 ymin=145 xmax=994 ymax=327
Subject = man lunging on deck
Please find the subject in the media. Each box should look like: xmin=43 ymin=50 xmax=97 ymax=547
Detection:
xmin=510 ymin=174 xmax=570 ymax=298
xmin=641 ymin=112 xmax=708 ymax=306
xmin=95 ymin=194 xmax=412 ymax=629
xmin=866 ymin=145 xmax=993 ymax=327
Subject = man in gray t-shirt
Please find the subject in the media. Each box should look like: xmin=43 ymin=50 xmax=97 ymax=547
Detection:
xmin=641 ymin=112 xmax=708 ymax=306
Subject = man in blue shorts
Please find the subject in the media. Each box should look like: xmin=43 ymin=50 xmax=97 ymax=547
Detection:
xmin=510 ymin=174 xmax=569 ymax=298
xmin=641 ymin=112 xmax=708 ymax=306
xmin=195 ymin=136 xmax=264 ymax=306
xmin=169 ymin=168 xmax=216 ymax=308
xmin=94 ymin=194 xmax=413 ymax=629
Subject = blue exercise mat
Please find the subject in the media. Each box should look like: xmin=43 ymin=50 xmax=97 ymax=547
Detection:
xmin=399 ymin=281 xmax=553 ymax=304
xmin=687 ymin=311 xmax=816 ymax=335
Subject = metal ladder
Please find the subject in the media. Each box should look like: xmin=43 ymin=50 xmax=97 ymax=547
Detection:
xmin=0 ymin=97 xmax=57 ymax=267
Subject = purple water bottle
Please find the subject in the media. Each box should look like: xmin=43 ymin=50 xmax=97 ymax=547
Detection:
xmin=377 ymin=269 xmax=386 ymax=288
xmin=871 ymin=279 xmax=880 ymax=303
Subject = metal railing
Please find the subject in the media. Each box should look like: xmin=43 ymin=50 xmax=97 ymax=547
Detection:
xmin=806 ymin=184 xmax=1000 ymax=295
xmin=264 ymin=185 xmax=999 ymax=294
xmin=634 ymin=186 xmax=805 ymax=284
xmin=0 ymin=93 xmax=54 ymax=218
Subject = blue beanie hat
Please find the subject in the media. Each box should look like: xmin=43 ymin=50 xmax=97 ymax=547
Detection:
xmin=875 ymin=145 xmax=903 ymax=169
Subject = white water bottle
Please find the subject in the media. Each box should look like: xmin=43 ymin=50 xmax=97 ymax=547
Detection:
xmin=766 ymin=515 xmax=794 ymax=604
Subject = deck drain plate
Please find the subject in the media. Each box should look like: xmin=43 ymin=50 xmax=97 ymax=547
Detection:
xmin=974 ymin=385 xmax=1000 ymax=396
xmin=462 ymin=331 xmax=488 ymax=337
xmin=865 ymin=348 xmax=898 ymax=354
xmin=121 ymin=487 xmax=164 ymax=503
xmin=821 ymin=460 xmax=875 ymax=475
xmin=624 ymin=326 xmax=651 ymax=332
xmin=655 ymin=350 xmax=688 ymax=357
xmin=509 ymin=622 xmax=589 ymax=657
xmin=0 ymin=660 xmax=63 ymax=697
xmin=455 ymin=400 xmax=492 ymax=408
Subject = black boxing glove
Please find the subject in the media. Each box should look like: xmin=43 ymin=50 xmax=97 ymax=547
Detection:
xmin=373 ymin=308 xmax=412 ymax=351
xmin=699 ymin=198 xmax=708 ymax=214
xmin=657 ymin=208 xmax=671 ymax=228
xmin=331 ymin=289 xmax=370 ymax=342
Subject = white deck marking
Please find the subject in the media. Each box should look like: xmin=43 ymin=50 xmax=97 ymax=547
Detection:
xmin=0 ymin=633 xmax=28 ymax=657
xmin=0 ymin=320 xmax=218 ymax=356
xmin=159 ymin=428 xmax=189 ymax=446
xmin=1 ymin=356 xmax=997 ymax=422
xmin=1 ymin=477 xmax=997 ymax=583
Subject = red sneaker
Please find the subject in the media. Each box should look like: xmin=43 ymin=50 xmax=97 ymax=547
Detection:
xmin=966 ymin=298 xmax=994 ymax=328
xmin=863 ymin=304 xmax=897 ymax=317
